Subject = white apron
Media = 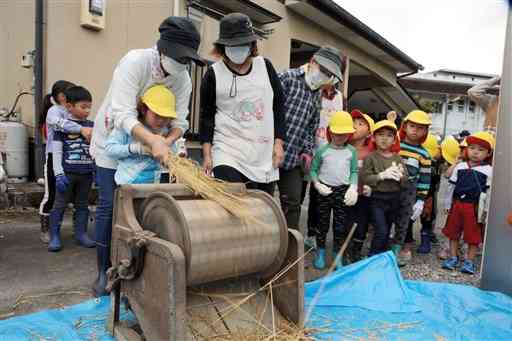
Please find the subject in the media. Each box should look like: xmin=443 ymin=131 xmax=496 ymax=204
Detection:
xmin=212 ymin=56 xmax=278 ymax=183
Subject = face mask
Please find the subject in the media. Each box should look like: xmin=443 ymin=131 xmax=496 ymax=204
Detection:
xmin=225 ymin=45 xmax=251 ymax=65
xmin=305 ymin=65 xmax=331 ymax=90
xmin=161 ymin=54 xmax=188 ymax=75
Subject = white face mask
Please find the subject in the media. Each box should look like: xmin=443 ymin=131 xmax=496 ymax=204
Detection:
xmin=161 ymin=54 xmax=188 ymax=75
xmin=225 ymin=45 xmax=251 ymax=65
xmin=305 ymin=64 xmax=332 ymax=90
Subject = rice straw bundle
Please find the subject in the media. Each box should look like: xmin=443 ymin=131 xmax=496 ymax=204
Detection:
xmin=164 ymin=153 xmax=253 ymax=221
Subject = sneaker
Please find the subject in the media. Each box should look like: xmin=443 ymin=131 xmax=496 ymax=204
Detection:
xmin=438 ymin=248 xmax=450 ymax=260
xmin=442 ymin=256 xmax=459 ymax=270
xmin=39 ymin=231 xmax=50 ymax=244
xmin=397 ymin=250 xmax=412 ymax=267
xmin=304 ymin=236 xmax=317 ymax=250
xmin=460 ymin=260 xmax=476 ymax=275
xmin=430 ymin=233 xmax=439 ymax=244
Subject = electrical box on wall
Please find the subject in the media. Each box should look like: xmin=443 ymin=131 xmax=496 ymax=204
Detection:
xmin=80 ymin=0 xmax=106 ymax=31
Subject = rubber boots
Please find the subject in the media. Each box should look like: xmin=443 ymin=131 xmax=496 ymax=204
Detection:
xmin=314 ymin=248 xmax=326 ymax=270
xmin=40 ymin=214 xmax=50 ymax=244
xmin=417 ymin=232 xmax=431 ymax=254
xmin=48 ymin=210 xmax=63 ymax=252
xmin=74 ymin=208 xmax=96 ymax=248
xmin=92 ymin=246 xmax=110 ymax=297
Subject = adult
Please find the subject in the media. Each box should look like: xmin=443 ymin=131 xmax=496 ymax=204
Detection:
xmin=200 ymin=13 xmax=285 ymax=195
xmin=468 ymin=76 xmax=500 ymax=133
xmin=89 ymin=17 xmax=204 ymax=296
xmin=278 ymin=46 xmax=345 ymax=230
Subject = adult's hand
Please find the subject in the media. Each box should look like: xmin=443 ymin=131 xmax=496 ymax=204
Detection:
xmin=272 ymin=139 xmax=284 ymax=168
xmin=300 ymin=153 xmax=313 ymax=173
xmin=80 ymin=127 xmax=93 ymax=142
xmin=203 ymin=155 xmax=213 ymax=176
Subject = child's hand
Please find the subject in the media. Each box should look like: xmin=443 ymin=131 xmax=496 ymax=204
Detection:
xmin=362 ymin=185 xmax=372 ymax=197
xmin=314 ymin=181 xmax=332 ymax=196
xmin=300 ymin=153 xmax=313 ymax=173
xmin=55 ymin=174 xmax=70 ymax=193
xmin=80 ymin=127 xmax=93 ymax=142
xmin=203 ymin=155 xmax=213 ymax=176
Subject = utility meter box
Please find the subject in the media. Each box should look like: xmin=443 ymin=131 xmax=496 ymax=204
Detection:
xmin=80 ymin=0 xmax=106 ymax=31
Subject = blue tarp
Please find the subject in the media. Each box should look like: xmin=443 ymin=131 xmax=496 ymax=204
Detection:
xmin=1 ymin=252 xmax=511 ymax=340
xmin=305 ymin=252 xmax=512 ymax=340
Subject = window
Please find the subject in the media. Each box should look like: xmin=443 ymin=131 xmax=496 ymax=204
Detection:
xmin=447 ymin=103 xmax=453 ymax=111
xmin=457 ymin=98 xmax=465 ymax=112
xmin=469 ymin=100 xmax=476 ymax=113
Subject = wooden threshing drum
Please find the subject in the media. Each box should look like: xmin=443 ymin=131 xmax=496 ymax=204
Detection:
xmin=139 ymin=190 xmax=289 ymax=285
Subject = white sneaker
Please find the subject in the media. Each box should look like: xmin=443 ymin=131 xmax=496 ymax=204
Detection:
xmin=304 ymin=236 xmax=317 ymax=250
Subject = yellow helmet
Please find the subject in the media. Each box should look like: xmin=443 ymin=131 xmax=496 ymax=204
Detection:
xmin=329 ymin=111 xmax=355 ymax=134
xmin=440 ymin=136 xmax=460 ymax=165
xmin=372 ymin=120 xmax=398 ymax=134
xmin=403 ymin=110 xmax=432 ymax=125
xmin=422 ymin=133 xmax=440 ymax=159
xmin=466 ymin=131 xmax=496 ymax=150
xmin=351 ymin=109 xmax=375 ymax=133
xmin=141 ymin=85 xmax=177 ymax=118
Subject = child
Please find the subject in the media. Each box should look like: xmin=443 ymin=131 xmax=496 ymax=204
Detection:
xmin=310 ymin=111 xmax=358 ymax=270
xmin=393 ymin=110 xmax=432 ymax=266
xmin=105 ymin=85 xmax=178 ymax=185
xmin=362 ymin=120 xmax=408 ymax=256
xmin=39 ymin=80 xmax=93 ymax=244
xmin=442 ymin=131 xmax=494 ymax=274
xmin=437 ymin=135 xmax=461 ymax=260
xmin=303 ymin=81 xmax=343 ymax=250
xmin=411 ymin=133 xmax=441 ymax=254
xmin=48 ymin=86 xmax=95 ymax=252
xmin=347 ymin=109 xmax=375 ymax=262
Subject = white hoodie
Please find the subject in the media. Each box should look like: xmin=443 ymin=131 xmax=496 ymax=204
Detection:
xmin=90 ymin=48 xmax=191 ymax=169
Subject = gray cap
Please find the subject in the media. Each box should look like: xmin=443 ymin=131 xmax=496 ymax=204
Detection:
xmin=215 ymin=13 xmax=259 ymax=46
xmin=313 ymin=46 xmax=345 ymax=81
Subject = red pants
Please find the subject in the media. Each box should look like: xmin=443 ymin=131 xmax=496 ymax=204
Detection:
xmin=442 ymin=200 xmax=482 ymax=245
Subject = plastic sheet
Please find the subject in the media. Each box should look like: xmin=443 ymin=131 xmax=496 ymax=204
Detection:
xmin=305 ymin=251 xmax=512 ymax=340
xmin=0 ymin=296 xmax=133 ymax=341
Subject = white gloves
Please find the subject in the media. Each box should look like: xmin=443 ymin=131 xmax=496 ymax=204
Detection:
xmin=128 ymin=143 xmax=150 ymax=155
xmin=344 ymin=184 xmax=358 ymax=206
xmin=378 ymin=162 xmax=403 ymax=182
xmin=314 ymin=181 xmax=333 ymax=196
xmin=362 ymin=185 xmax=372 ymax=197
xmin=411 ymin=200 xmax=424 ymax=221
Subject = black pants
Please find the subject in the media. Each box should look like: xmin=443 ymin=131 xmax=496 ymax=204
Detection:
xmin=213 ymin=165 xmax=275 ymax=196
xmin=316 ymin=184 xmax=350 ymax=249
xmin=300 ymin=181 xmax=320 ymax=238
xmin=350 ymin=195 xmax=371 ymax=243
xmin=53 ymin=173 xmax=93 ymax=212
xmin=369 ymin=192 xmax=401 ymax=256
xmin=39 ymin=153 xmax=56 ymax=215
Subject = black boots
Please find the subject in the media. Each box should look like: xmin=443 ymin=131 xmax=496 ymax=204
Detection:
xmin=39 ymin=214 xmax=50 ymax=244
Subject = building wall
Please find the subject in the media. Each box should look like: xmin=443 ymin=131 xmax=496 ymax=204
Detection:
xmin=409 ymin=90 xmax=486 ymax=137
xmin=0 ymin=1 xmax=36 ymax=129
xmin=1 ymin=0 xmax=403 ymax=137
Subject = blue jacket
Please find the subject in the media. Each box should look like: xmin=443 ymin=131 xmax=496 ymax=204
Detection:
xmin=105 ymin=127 xmax=178 ymax=185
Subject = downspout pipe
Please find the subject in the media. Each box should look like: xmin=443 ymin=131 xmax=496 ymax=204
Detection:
xmin=34 ymin=0 xmax=44 ymax=179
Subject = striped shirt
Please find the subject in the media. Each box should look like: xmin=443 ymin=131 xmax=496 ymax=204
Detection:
xmin=278 ymin=67 xmax=321 ymax=170
xmin=399 ymin=141 xmax=431 ymax=200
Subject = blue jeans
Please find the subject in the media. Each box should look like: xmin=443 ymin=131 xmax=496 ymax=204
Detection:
xmin=94 ymin=166 xmax=116 ymax=268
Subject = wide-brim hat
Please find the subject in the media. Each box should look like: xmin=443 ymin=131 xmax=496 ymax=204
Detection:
xmin=157 ymin=16 xmax=205 ymax=66
xmin=215 ymin=13 xmax=259 ymax=46
xmin=313 ymin=46 xmax=345 ymax=82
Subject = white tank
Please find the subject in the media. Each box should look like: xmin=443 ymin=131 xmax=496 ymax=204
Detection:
xmin=0 ymin=121 xmax=28 ymax=183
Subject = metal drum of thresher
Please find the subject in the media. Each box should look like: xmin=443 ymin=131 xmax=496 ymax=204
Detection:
xmin=138 ymin=190 xmax=288 ymax=285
